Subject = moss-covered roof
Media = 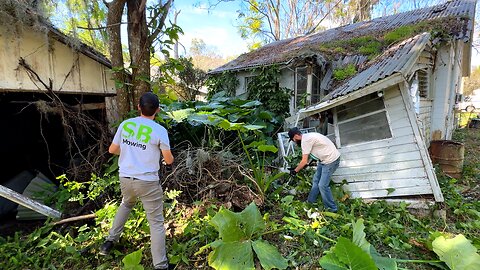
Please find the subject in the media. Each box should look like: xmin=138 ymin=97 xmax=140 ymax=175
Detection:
xmin=209 ymin=0 xmax=475 ymax=74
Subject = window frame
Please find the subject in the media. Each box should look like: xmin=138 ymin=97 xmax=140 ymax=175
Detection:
xmin=336 ymin=94 xmax=393 ymax=148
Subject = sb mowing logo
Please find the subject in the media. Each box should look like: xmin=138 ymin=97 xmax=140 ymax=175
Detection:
xmin=121 ymin=121 xmax=152 ymax=150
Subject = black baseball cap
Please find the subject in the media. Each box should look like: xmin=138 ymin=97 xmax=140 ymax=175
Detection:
xmin=139 ymin=92 xmax=160 ymax=109
xmin=288 ymin=127 xmax=301 ymax=141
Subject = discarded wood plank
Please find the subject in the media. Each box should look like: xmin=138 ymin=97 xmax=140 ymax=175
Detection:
xmin=51 ymin=213 xmax=96 ymax=226
xmin=0 ymin=185 xmax=62 ymax=219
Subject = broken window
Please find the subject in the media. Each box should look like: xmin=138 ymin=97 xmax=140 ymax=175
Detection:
xmin=337 ymin=93 xmax=392 ymax=146
xmin=311 ymin=66 xmax=323 ymax=104
xmin=409 ymin=69 xmax=430 ymax=114
xmin=295 ymin=66 xmax=308 ymax=110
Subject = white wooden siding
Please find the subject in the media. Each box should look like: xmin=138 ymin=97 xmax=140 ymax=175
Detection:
xmin=332 ymin=85 xmax=434 ymax=199
xmin=0 ymin=26 xmax=115 ymax=95
xmin=418 ymin=98 xmax=433 ymax=145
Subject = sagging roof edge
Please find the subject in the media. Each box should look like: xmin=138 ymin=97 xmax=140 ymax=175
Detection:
xmin=285 ymin=73 xmax=405 ymax=125
xmin=0 ymin=88 xmax=117 ymax=97
xmin=207 ymin=60 xmax=291 ymax=75
xmin=46 ymin=24 xmax=112 ymax=68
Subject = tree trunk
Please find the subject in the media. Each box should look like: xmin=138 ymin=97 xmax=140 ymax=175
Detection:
xmin=106 ymin=0 xmax=129 ymax=117
xmin=127 ymin=0 xmax=150 ymax=106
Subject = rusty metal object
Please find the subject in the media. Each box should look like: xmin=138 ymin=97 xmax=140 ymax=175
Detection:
xmin=429 ymin=140 xmax=465 ymax=179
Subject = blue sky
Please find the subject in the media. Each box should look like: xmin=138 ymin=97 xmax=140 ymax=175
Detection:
xmin=174 ymin=0 xmax=249 ymax=58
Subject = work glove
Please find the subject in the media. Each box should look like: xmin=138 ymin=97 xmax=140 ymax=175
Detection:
xmin=289 ymin=168 xmax=297 ymax=177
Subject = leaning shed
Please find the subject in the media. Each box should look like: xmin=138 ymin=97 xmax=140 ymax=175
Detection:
xmin=209 ymin=0 xmax=477 ymax=204
xmin=0 ymin=6 xmax=116 ymax=187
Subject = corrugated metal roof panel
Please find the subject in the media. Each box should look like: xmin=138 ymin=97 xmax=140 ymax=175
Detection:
xmin=210 ymin=0 xmax=475 ymax=74
xmin=328 ymin=33 xmax=430 ymax=99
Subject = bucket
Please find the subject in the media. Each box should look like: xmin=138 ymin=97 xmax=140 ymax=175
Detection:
xmin=429 ymin=140 xmax=465 ymax=179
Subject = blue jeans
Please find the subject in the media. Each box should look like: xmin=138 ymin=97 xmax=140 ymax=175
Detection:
xmin=307 ymin=157 xmax=340 ymax=212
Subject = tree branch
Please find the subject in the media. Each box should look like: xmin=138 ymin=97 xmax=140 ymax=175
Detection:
xmin=148 ymin=0 xmax=173 ymax=43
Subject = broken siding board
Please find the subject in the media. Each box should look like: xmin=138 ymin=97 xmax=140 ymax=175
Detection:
xmin=343 ymin=177 xmax=431 ymax=191
xmin=399 ymin=81 xmax=444 ymax=201
xmin=392 ymin=126 xmax=415 ymax=137
xmin=336 ymin=159 xmax=423 ymax=175
xmin=339 ymin=152 xmax=421 ymax=171
xmin=339 ymin=143 xmax=418 ymax=160
xmin=349 ymin=185 xmax=434 ymax=199
xmin=340 ymin=134 xmax=416 ymax=153
xmin=389 ymin=116 xmax=411 ymax=130
xmin=335 ymin=166 xmax=426 ymax=182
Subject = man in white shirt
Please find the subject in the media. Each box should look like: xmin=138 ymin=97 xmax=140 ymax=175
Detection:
xmin=288 ymin=127 xmax=341 ymax=212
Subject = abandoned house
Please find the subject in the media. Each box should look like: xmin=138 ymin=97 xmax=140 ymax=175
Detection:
xmin=209 ymin=0 xmax=477 ymax=205
xmin=0 ymin=8 xmax=116 ymax=218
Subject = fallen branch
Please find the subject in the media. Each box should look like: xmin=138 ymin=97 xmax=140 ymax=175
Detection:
xmin=51 ymin=213 xmax=96 ymax=226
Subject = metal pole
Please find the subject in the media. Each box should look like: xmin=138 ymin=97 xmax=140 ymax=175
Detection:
xmin=0 ymin=185 xmax=62 ymax=219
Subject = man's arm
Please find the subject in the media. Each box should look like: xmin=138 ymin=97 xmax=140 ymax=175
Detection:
xmin=109 ymin=143 xmax=120 ymax=155
xmin=294 ymin=154 xmax=309 ymax=173
xmin=161 ymin=149 xmax=174 ymax=165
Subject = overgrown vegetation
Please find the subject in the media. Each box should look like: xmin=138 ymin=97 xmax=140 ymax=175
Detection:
xmin=333 ymin=64 xmax=357 ymax=81
xmin=205 ymin=71 xmax=239 ymax=99
xmin=206 ymin=66 xmax=290 ymax=117
xmin=1 ymin=105 xmax=479 ymax=269
xmin=318 ymin=17 xmax=468 ymax=60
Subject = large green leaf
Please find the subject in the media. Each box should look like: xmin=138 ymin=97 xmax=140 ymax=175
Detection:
xmin=319 ymin=252 xmax=348 ymax=270
xmin=238 ymin=202 xmax=266 ymax=238
xmin=240 ymin=100 xmax=262 ymax=108
xmin=252 ymin=240 xmax=288 ymax=270
xmin=167 ymin=108 xmax=194 ymax=122
xmin=210 ymin=202 xmax=264 ymax=241
xmin=243 ymin=124 xmax=265 ymax=130
xmin=122 ymin=249 xmax=144 ymax=270
xmin=208 ymin=240 xmax=254 ymax=270
xmin=257 ymin=144 xmax=278 ymax=153
xmin=210 ymin=208 xmax=248 ymax=242
xmin=352 ymin=219 xmax=371 ymax=252
xmin=335 ymin=237 xmax=377 ymax=270
xmin=352 ymin=219 xmax=398 ymax=269
xmin=432 ymin=234 xmax=480 ymax=269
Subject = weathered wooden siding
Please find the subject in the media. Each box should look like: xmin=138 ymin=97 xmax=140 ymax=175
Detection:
xmin=0 ymin=26 xmax=114 ymax=95
xmin=418 ymin=98 xmax=433 ymax=146
xmin=332 ymin=85 xmax=433 ymax=199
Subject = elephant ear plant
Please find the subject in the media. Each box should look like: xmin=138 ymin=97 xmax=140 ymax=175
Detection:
xmin=205 ymin=202 xmax=288 ymax=270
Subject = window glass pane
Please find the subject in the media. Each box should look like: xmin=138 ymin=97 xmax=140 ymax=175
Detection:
xmin=296 ymin=67 xmax=307 ymax=109
xmin=311 ymin=66 xmax=322 ymax=104
xmin=339 ymin=111 xmax=392 ymax=146
xmin=337 ymin=92 xmax=385 ymax=121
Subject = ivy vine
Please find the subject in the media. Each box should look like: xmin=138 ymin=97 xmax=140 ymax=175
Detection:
xmin=246 ymin=65 xmax=291 ymax=117
xmin=205 ymin=71 xmax=239 ymax=99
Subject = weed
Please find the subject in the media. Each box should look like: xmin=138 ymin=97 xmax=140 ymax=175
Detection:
xmin=333 ymin=64 xmax=357 ymax=80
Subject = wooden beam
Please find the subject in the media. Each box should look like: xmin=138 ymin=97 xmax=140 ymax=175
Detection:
xmin=72 ymin=102 xmax=106 ymax=111
xmin=0 ymin=185 xmax=62 ymax=219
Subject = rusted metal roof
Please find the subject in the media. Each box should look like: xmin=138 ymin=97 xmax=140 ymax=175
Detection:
xmin=209 ymin=0 xmax=475 ymax=74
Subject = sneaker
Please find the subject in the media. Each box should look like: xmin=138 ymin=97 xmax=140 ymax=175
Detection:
xmin=154 ymin=263 xmax=176 ymax=270
xmin=99 ymin=240 xmax=114 ymax=255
